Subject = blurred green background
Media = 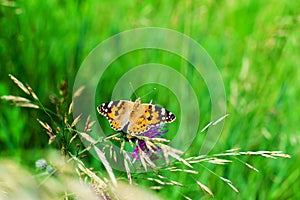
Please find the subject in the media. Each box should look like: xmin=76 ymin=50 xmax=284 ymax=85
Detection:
xmin=1 ymin=0 xmax=300 ymax=199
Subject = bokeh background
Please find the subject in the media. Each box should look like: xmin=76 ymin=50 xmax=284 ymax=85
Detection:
xmin=1 ymin=1 xmax=300 ymax=199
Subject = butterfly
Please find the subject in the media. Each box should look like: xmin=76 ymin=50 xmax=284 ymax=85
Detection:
xmin=97 ymin=98 xmax=176 ymax=135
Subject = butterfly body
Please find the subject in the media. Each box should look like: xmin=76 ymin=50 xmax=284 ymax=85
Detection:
xmin=97 ymin=98 xmax=176 ymax=135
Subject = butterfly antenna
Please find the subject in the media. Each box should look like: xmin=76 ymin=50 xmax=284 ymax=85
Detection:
xmin=140 ymin=88 xmax=157 ymax=100
xmin=129 ymin=82 xmax=138 ymax=99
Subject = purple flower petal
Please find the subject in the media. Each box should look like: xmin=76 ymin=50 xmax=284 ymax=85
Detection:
xmin=131 ymin=124 xmax=168 ymax=159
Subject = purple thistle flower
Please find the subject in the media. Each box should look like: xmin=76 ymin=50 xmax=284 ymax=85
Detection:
xmin=132 ymin=124 xmax=169 ymax=159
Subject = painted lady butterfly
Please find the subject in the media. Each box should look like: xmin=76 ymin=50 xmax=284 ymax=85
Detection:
xmin=97 ymin=98 xmax=176 ymax=135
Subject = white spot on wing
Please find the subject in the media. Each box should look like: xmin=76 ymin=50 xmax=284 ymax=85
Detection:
xmin=108 ymin=101 xmax=113 ymax=108
xmin=161 ymin=108 xmax=166 ymax=115
xmin=117 ymin=101 xmax=123 ymax=107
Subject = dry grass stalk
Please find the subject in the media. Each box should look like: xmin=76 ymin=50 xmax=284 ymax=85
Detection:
xmin=227 ymin=182 xmax=239 ymax=193
xmin=106 ymin=145 xmax=117 ymax=163
xmin=219 ymin=176 xmax=232 ymax=184
xmin=80 ymin=132 xmax=97 ymax=144
xmin=69 ymin=134 xmax=78 ymax=144
xmin=71 ymin=113 xmax=82 ymax=128
xmin=64 ymin=114 xmax=70 ymax=128
xmin=48 ymin=135 xmax=57 ymax=144
xmin=37 ymin=119 xmax=53 ymax=133
xmin=189 ymin=157 xmax=232 ymax=165
xmin=136 ymin=144 xmax=156 ymax=170
xmin=187 ymin=155 xmax=206 ymax=160
xmin=156 ymin=175 xmax=184 ymax=187
xmin=123 ymin=151 xmax=132 ymax=184
xmin=128 ymin=138 xmax=134 ymax=148
xmin=73 ymin=155 xmax=107 ymax=187
xmin=158 ymin=143 xmax=190 ymax=168
xmin=83 ymin=115 xmax=96 ymax=134
xmin=109 ymin=145 xmax=113 ymax=159
xmin=162 ymin=147 xmax=170 ymax=165
xmin=212 ymin=114 xmax=229 ymax=125
xmin=15 ymin=102 xmax=39 ymax=109
xmin=147 ymin=177 xmax=168 ymax=185
xmin=26 ymin=84 xmax=39 ymax=101
xmin=196 ymin=180 xmax=214 ymax=197
xmin=145 ymin=140 xmax=158 ymax=153
xmin=183 ymin=195 xmax=193 ymax=200
xmin=94 ymin=146 xmax=117 ymax=186
xmin=206 ymin=158 xmax=232 ymax=165
xmin=226 ymin=148 xmax=241 ymax=152
xmin=37 ymin=119 xmax=56 ymax=144
xmin=166 ymin=168 xmax=198 ymax=174
xmin=148 ymin=137 xmax=170 ymax=143
xmin=138 ymin=147 xmax=148 ymax=172
xmin=1 ymin=95 xmax=30 ymax=102
xmin=200 ymin=121 xmax=213 ymax=133
xmin=143 ymin=153 xmax=156 ymax=169
xmin=200 ymin=114 xmax=229 ymax=133
xmin=245 ymin=163 xmax=259 ymax=172
xmin=73 ymin=86 xmax=85 ymax=99
xmin=8 ymin=74 xmax=30 ymax=95
xmin=1 ymin=95 xmax=39 ymax=108
xmin=167 ymin=150 xmax=192 ymax=168
xmin=150 ymin=186 xmax=163 ymax=190
xmin=68 ymin=101 xmax=73 ymax=115
xmin=214 ymin=150 xmax=291 ymax=159
xmin=120 ymin=140 xmax=126 ymax=152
